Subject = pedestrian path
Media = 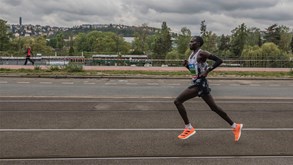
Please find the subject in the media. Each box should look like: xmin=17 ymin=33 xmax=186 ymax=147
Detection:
xmin=0 ymin=65 xmax=291 ymax=72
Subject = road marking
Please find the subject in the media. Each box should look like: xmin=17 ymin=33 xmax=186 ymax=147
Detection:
xmin=61 ymin=82 xmax=74 ymax=85
xmin=1 ymin=128 xmax=292 ymax=132
xmin=1 ymin=155 xmax=292 ymax=161
xmin=126 ymin=83 xmax=138 ymax=85
xmin=229 ymin=84 xmax=240 ymax=86
xmin=17 ymin=82 xmax=30 ymax=84
xmin=0 ymin=81 xmax=8 ymax=84
xmin=40 ymin=82 xmax=52 ymax=84
xmin=250 ymin=84 xmax=261 ymax=86
xmin=269 ymin=84 xmax=280 ymax=87
xmin=105 ymin=83 xmax=117 ymax=85
xmin=1 ymin=96 xmax=293 ymax=100
xmin=0 ymin=99 xmax=293 ymax=103
xmin=84 ymin=83 xmax=96 ymax=85
xmin=147 ymin=83 xmax=159 ymax=86
xmin=167 ymin=83 xmax=181 ymax=86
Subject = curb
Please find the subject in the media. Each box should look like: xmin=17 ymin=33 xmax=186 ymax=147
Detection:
xmin=1 ymin=65 xmax=292 ymax=80
xmin=0 ymin=74 xmax=293 ymax=80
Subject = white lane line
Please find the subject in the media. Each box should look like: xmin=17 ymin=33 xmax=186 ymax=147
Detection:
xmin=40 ymin=82 xmax=52 ymax=84
xmin=229 ymin=84 xmax=240 ymax=86
xmin=0 ymin=81 xmax=8 ymax=84
xmin=269 ymin=84 xmax=280 ymax=87
xmin=1 ymin=96 xmax=293 ymax=100
xmin=167 ymin=83 xmax=181 ymax=86
xmin=1 ymin=156 xmax=293 ymax=161
xmin=1 ymin=128 xmax=292 ymax=132
xmin=126 ymin=83 xmax=138 ymax=85
xmin=17 ymin=82 xmax=30 ymax=84
xmin=250 ymin=84 xmax=261 ymax=86
xmin=210 ymin=84 xmax=221 ymax=86
xmin=105 ymin=83 xmax=117 ymax=85
xmin=1 ymin=100 xmax=292 ymax=104
xmin=84 ymin=83 xmax=96 ymax=85
xmin=61 ymin=82 xmax=74 ymax=85
xmin=147 ymin=83 xmax=159 ymax=86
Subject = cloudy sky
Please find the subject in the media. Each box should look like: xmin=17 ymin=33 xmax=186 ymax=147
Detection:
xmin=1 ymin=0 xmax=292 ymax=35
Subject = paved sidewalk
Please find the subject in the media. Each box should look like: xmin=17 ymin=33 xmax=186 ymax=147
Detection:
xmin=0 ymin=65 xmax=291 ymax=72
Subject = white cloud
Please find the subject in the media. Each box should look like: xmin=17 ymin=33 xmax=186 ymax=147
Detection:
xmin=1 ymin=0 xmax=292 ymax=35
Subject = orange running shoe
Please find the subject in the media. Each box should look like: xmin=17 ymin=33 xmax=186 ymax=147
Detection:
xmin=178 ymin=128 xmax=196 ymax=139
xmin=233 ymin=124 xmax=243 ymax=142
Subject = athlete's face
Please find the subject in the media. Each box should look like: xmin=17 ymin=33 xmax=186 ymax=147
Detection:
xmin=189 ymin=37 xmax=200 ymax=50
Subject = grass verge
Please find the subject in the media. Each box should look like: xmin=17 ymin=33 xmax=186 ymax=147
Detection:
xmin=0 ymin=67 xmax=293 ymax=78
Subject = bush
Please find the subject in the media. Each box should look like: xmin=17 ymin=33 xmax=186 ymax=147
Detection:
xmin=48 ymin=65 xmax=61 ymax=72
xmin=34 ymin=65 xmax=42 ymax=71
xmin=65 ymin=63 xmax=83 ymax=72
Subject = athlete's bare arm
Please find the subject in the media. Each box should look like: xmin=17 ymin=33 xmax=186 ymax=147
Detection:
xmin=198 ymin=50 xmax=223 ymax=77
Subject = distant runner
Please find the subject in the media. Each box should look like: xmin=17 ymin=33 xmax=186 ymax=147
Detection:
xmin=174 ymin=36 xmax=243 ymax=141
xmin=24 ymin=46 xmax=34 ymax=65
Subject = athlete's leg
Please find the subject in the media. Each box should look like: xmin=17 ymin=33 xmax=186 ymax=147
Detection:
xmin=24 ymin=58 xmax=28 ymax=65
xmin=28 ymin=58 xmax=34 ymax=65
xmin=201 ymin=94 xmax=234 ymax=126
xmin=174 ymin=85 xmax=199 ymax=125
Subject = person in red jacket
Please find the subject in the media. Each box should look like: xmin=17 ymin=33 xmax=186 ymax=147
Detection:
xmin=24 ymin=46 xmax=34 ymax=65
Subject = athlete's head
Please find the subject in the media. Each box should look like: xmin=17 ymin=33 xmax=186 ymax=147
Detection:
xmin=189 ymin=36 xmax=204 ymax=50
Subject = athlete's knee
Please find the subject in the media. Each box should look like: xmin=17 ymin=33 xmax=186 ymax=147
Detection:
xmin=210 ymin=106 xmax=218 ymax=112
xmin=174 ymin=98 xmax=182 ymax=106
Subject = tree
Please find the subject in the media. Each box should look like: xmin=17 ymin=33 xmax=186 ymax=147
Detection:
xmin=165 ymin=50 xmax=179 ymax=60
xmin=74 ymin=31 xmax=130 ymax=54
xmin=230 ymin=23 xmax=248 ymax=58
xmin=152 ymin=22 xmax=172 ymax=59
xmin=246 ymin=27 xmax=262 ymax=47
xmin=219 ymin=34 xmax=230 ymax=51
xmin=264 ymin=24 xmax=281 ymax=45
xmin=132 ymin=23 xmax=149 ymax=54
xmin=33 ymin=36 xmax=52 ymax=54
xmin=9 ymin=36 xmax=53 ymax=56
xmin=199 ymin=20 xmax=217 ymax=53
xmin=69 ymin=46 xmax=74 ymax=55
xmin=291 ymin=35 xmax=293 ymax=53
xmin=160 ymin=22 xmax=172 ymax=55
xmin=278 ymin=26 xmax=292 ymax=53
xmin=218 ymin=35 xmax=232 ymax=59
xmin=261 ymin=42 xmax=286 ymax=67
xmin=175 ymin=27 xmax=191 ymax=57
xmin=153 ymin=36 xmax=165 ymax=59
xmin=241 ymin=45 xmax=261 ymax=60
xmin=0 ymin=19 xmax=11 ymax=51
xmin=145 ymin=35 xmax=156 ymax=56
xmin=56 ymin=33 xmax=65 ymax=50
xmin=74 ymin=33 xmax=88 ymax=52
xmin=201 ymin=31 xmax=217 ymax=53
xmin=200 ymin=20 xmax=207 ymax=37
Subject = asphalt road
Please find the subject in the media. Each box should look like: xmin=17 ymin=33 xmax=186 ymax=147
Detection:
xmin=0 ymin=77 xmax=293 ymax=98
xmin=0 ymin=78 xmax=293 ymax=165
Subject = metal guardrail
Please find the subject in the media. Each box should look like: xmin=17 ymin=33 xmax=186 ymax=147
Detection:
xmin=0 ymin=56 xmax=84 ymax=66
xmin=0 ymin=56 xmax=292 ymax=68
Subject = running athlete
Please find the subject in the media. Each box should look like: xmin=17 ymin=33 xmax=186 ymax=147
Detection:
xmin=24 ymin=46 xmax=34 ymax=65
xmin=174 ymin=36 xmax=243 ymax=141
